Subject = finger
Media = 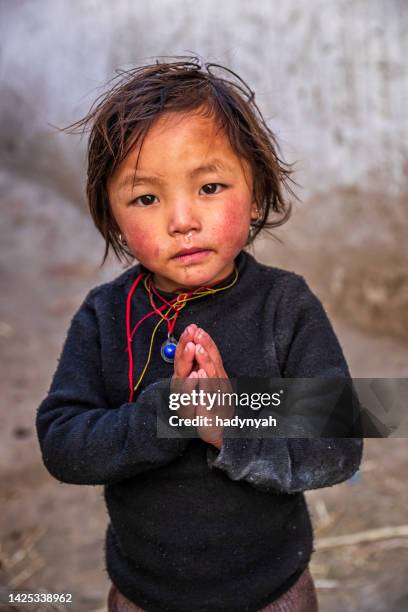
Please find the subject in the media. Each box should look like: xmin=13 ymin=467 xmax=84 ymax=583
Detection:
xmin=195 ymin=343 xmax=217 ymax=378
xmin=173 ymin=341 xmax=196 ymax=378
xmin=181 ymin=323 xmax=198 ymax=345
xmin=193 ymin=328 xmax=224 ymax=372
xmin=176 ymin=323 xmax=198 ymax=355
xmin=174 ymin=323 xmax=197 ymax=368
xmin=196 ymin=371 xmax=209 ymax=414
xmin=182 ymin=368 xmax=199 ymax=394
xmin=171 ymin=356 xmax=198 ymax=398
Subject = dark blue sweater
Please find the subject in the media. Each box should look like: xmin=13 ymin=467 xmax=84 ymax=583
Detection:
xmin=36 ymin=250 xmax=363 ymax=612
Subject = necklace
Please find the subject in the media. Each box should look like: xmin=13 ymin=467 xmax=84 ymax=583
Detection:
xmin=144 ymin=268 xmax=238 ymax=363
xmin=125 ymin=267 xmax=239 ymax=401
xmin=144 ymin=278 xmax=189 ymax=363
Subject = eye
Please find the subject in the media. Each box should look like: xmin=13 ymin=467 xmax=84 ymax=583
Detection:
xmin=130 ymin=194 xmax=158 ymax=207
xmin=200 ymin=183 xmax=227 ymax=195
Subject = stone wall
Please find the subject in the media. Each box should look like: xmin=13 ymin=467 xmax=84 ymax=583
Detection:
xmin=1 ymin=0 xmax=407 ymax=338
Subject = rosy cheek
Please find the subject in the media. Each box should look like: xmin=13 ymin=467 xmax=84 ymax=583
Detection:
xmin=214 ymin=199 xmax=250 ymax=249
xmin=128 ymin=229 xmax=154 ymax=258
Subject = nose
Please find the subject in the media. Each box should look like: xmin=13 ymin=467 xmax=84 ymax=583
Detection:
xmin=167 ymin=198 xmax=201 ymax=237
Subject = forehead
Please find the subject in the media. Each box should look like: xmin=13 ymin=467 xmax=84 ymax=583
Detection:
xmin=126 ymin=110 xmax=247 ymax=162
xmin=108 ymin=109 xmax=252 ymax=192
xmin=140 ymin=110 xmax=232 ymax=155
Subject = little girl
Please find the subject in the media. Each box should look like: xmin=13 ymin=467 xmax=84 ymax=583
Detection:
xmin=36 ymin=57 xmax=363 ymax=612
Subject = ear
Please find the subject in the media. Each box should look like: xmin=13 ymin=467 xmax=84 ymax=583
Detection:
xmin=250 ymin=200 xmax=259 ymax=221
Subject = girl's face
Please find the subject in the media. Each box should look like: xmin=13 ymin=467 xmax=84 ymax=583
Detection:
xmin=108 ymin=110 xmax=259 ymax=292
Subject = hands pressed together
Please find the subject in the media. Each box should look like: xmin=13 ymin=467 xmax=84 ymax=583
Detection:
xmin=170 ymin=324 xmax=234 ymax=449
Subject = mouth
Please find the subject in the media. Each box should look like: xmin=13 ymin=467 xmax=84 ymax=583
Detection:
xmin=171 ymin=248 xmax=212 ymax=264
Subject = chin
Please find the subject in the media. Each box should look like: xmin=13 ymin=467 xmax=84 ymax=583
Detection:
xmin=179 ymin=269 xmax=225 ymax=289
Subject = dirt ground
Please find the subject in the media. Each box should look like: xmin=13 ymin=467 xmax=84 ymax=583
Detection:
xmin=0 ymin=171 xmax=407 ymax=611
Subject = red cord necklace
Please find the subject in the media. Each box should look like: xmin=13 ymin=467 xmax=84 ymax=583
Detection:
xmin=125 ymin=267 xmax=239 ymax=401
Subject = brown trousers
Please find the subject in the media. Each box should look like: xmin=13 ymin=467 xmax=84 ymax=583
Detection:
xmin=107 ymin=566 xmax=319 ymax=612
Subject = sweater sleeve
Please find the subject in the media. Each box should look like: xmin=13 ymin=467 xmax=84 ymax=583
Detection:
xmin=206 ymin=273 xmax=363 ymax=494
xmin=36 ymin=292 xmax=190 ymax=486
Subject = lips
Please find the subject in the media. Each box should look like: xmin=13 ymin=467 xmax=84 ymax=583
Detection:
xmin=171 ymin=248 xmax=212 ymax=264
xmin=172 ymin=247 xmax=209 ymax=258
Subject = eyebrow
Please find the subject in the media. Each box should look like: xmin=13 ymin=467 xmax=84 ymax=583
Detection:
xmin=117 ymin=158 xmax=233 ymax=192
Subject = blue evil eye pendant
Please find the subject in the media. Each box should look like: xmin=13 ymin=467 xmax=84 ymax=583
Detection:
xmin=161 ymin=334 xmax=178 ymax=363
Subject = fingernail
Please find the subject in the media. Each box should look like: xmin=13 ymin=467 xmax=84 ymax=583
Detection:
xmin=197 ymin=344 xmax=205 ymax=354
